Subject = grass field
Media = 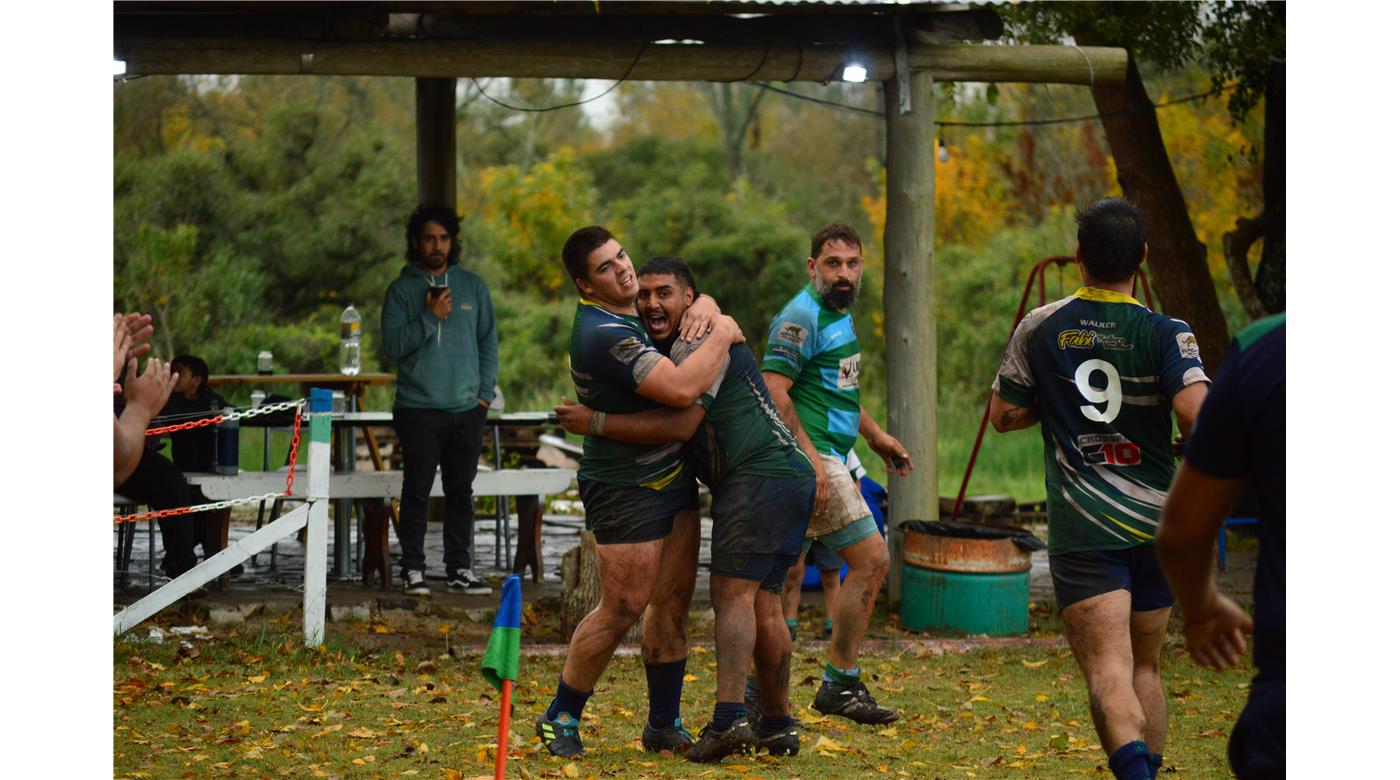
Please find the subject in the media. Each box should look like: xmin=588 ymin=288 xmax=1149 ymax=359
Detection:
xmin=115 ymin=606 xmax=1252 ymax=779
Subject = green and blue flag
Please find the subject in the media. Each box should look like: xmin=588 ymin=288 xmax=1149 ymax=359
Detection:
xmin=480 ymin=574 xmax=521 ymax=690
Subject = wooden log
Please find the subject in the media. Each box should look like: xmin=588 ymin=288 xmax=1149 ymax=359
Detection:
xmin=882 ymin=66 xmax=938 ymax=608
xmin=117 ymin=38 xmax=1126 ymax=85
xmin=558 ymin=531 xmax=640 ymax=643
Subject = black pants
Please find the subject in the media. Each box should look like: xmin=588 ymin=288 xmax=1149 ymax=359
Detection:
xmin=117 ymin=448 xmax=205 ymax=578
xmin=393 ymin=406 xmax=487 ymax=576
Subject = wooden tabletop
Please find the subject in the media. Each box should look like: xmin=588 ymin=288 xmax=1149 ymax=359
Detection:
xmin=208 ymin=373 xmax=396 ymax=386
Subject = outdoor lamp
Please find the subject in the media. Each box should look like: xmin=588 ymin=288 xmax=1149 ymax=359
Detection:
xmin=842 ymin=62 xmax=868 ymax=83
xmin=938 ymin=139 xmax=950 ymax=164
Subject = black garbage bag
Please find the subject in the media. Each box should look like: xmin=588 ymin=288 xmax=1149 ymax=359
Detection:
xmin=904 ymin=520 xmax=1047 ymax=553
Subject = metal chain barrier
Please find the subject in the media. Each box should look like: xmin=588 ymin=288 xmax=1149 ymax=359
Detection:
xmin=116 ymin=400 xmax=311 ymax=524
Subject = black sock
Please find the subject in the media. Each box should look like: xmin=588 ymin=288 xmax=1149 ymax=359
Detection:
xmin=757 ymin=715 xmax=794 ymax=736
xmin=1148 ymin=753 xmax=1163 ymax=779
xmin=644 ymin=658 xmax=687 ymax=730
xmin=546 ymin=677 xmax=591 ymax=722
xmin=711 ymin=701 xmax=748 ymax=731
xmin=1108 ymin=740 xmax=1151 ymax=780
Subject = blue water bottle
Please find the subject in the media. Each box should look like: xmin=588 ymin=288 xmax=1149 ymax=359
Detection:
xmin=216 ymin=407 xmax=240 ymax=475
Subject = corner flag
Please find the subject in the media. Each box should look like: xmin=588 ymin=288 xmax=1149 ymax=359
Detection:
xmin=481 ymin=574 xmax=521 ymax=690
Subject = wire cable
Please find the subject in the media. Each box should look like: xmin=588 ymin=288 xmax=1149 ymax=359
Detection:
xmin=468 ymin=41 xmax=651 ymax=113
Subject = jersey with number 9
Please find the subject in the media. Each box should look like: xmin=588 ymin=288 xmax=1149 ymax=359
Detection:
xmin=993 ymin=287 xmax=1209 ymax=554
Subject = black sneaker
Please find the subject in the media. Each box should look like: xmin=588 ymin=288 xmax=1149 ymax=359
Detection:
xmin=446 ymin=568 xmax=490 ymax=595
xmin=812 ymin=678 xmax=899 ymax=725
xmin=402 ymin=569 xmax=430 ymax=597
xmin=743 ymin=676 xmax=763 ymax=723
xmin=755 ymin=722 xmax=800 ymax=756
xmin=683 ymin=720 xmax=755 ymax=764
xmin=535 ymin=712 xmax=584 ymax=757
xmin=641 ymin=717 xmax=695 ymax=754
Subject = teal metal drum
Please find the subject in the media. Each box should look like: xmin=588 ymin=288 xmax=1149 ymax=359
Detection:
xmin=899 ymin=521 xmax=1039 ymax=636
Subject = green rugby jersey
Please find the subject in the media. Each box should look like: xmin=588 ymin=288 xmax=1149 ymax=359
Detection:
xmin=993 ymin=287 xmax=1210 ymax=554
xmin=569 ymin=299 xmax=688 ymax=490
xmin=669 ymin=336 xmax=813 ymax=488
xmin=761 ymin=284 xmax=862 ymax=458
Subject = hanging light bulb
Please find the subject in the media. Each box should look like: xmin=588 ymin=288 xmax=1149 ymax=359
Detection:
xmin=937 ymin=138 xmax=950 ymax=164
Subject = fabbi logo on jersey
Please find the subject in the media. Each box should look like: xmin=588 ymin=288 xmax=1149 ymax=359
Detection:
xmin=1058 ymin=329 xmax=1096 ymax=349
xmin=1076 ymin=433 xmax=1142 ymax=466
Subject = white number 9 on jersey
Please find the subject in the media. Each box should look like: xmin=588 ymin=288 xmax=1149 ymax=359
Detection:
xmin=1074 ymin=359 xmax=1122 ymax=423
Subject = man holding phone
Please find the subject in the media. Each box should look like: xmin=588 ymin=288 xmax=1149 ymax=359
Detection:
xmin=381 ymin=204 xmax=499 ymax=597
xmin=761 ymin=224 xmax=912 ymax=726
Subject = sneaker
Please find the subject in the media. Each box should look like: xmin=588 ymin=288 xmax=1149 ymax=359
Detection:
xmin=755 ymin=722 xmax=800 ymax=756
xmin=683 ymin=720 xmax=755 ymax=763
xmin=641 ymin=717 xmax=695 ymax=754
xmin=402 ymin=569 xmax=430 ymax=597
xmin=536 ymin=712 xmax=584 ymax=757
xmin=812 ymin=678 xmax=899 ymax=725
xmin=446 ymin=568 xmax=490 ymax=595
xmin=743 ymin=676 xmax=763 ymax=723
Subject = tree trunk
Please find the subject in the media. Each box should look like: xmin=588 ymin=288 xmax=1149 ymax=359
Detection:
xmin=1075 ymin=43 xmax=1231 ymax=373
xmin=1255 ymin=60 xmax=1285 ymax=314
xmin=1223 ymin=215 xmax=1269 ymax=320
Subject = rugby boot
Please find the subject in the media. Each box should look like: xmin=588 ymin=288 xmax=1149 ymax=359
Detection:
xmin=683 ymin=720 xmax=755 ymax=763
xmin=535 ymin=711 xmax=584 ymax=757
xmin=754 ymin=721 xmax=800 ymax=756
xmin=812 ymin=678 xmax=899 ymax=725
xmin=641 ymin=717 xmax=695 ymax=754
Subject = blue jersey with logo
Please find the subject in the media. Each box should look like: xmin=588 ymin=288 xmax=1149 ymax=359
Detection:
xmin=993 ymin=288 xmax=1209 ymax=554
xmin=760 ymin=284 xmax=862 ymax=458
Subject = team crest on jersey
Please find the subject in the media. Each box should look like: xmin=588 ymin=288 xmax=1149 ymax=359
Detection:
xmin=1075 ymin=433 xmax=1142 ymax=466
xmin=776 ymin=322 xmax=808 ymax=348
xmin=838 ymin=354 xmax=861 ymax=389
xmin=1176 ymin=332 xmax=1200 ymax=359
xmin=1058 ymin=329 xmax=1132 ymax=351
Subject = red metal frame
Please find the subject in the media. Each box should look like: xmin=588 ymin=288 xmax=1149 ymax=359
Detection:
xmin=947 ymin=258 xmax=1154 ymax=523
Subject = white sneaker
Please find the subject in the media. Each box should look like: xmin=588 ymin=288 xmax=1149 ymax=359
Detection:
xmin=403 ymin=569 xmax=430 ymax=596
xmin=447 ymin=568 xmax=490 ymax=595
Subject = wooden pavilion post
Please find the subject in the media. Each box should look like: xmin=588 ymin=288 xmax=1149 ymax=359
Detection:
xmin=882 ymin=66 xmax=938 ymax=608
xmin=415 ymin=77 xmax=457 ymax=208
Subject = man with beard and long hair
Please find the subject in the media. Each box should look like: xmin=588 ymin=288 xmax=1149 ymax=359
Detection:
xmin=381 ymin=204 xmax=499 ymax=597
xmin=759 ymin=224 xmax=913 ymax=726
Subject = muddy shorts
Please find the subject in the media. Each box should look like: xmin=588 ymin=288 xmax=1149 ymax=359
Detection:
xmin=579 ymin=478 xmax=700 ymax=545
xmin=806 ymin=453 xmax=874 ymax=539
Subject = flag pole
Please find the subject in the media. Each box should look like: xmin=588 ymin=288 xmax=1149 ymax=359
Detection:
xmin=495 ymin=679 xmax=513 ymax=780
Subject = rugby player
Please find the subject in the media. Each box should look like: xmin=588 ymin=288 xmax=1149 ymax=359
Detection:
xmin=556 ymin=256 xmax=815 ymax=762
xmin=760 ymin=223 xmax=912 ymax=726
xmin=990 ymin=198 xmax=1210 ymax=780
xmin=536 ymin=228 xmax=743 ymax=758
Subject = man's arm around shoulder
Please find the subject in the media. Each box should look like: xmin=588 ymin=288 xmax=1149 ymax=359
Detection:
xmin=635 ymin=316 xmax=743 ymax=408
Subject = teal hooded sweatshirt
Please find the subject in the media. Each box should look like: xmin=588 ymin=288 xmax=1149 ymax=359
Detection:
xmin=381 ymin=263 xmax=499 ymax=412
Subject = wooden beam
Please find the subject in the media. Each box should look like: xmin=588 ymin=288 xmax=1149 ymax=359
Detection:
xmin=117 ymin=39 xmax=1126 ymax=85
xmin=882 ymin=68 xmax=938 ymax=609
xmin=415 ymin=77 xmax=456 ymax=209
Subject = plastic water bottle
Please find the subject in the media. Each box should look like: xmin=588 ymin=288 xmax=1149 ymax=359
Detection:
xmin=339 ymin=303 xmax=361 ymax=376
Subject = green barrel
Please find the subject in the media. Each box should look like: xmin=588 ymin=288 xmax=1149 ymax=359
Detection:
xmin=899 ymin=521 xmax=1035 ymax=636
xmin=899 ymin=565 xmax=1029 ymax=635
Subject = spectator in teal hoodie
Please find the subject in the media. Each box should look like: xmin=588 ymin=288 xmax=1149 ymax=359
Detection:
xmin=381 ymin=204 xmax=499 ymax=597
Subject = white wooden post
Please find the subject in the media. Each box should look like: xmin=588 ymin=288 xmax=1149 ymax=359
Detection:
xmin=302 ymin=388 xmax=333 ymax=647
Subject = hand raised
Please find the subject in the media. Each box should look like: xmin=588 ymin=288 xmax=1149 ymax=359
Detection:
xmin=124 ymin=357 xmax=178 ymax=416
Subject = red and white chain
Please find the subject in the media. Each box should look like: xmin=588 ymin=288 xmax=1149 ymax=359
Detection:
xmin=116 ymin=400 xmax=316 ymax=524
xmin=144 ymin=398 xmax=305 ymax=436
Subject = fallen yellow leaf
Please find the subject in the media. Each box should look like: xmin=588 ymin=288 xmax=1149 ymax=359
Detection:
xmin=813 ymin=736 xmax=848 ymax=753
xmin=247 ymin=674 xmax=267 ymax=684
xmin=1021 ymin=659 xmax=1049 ymax=668
xmin=562 ymin=763 xmax=581 ymax=778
